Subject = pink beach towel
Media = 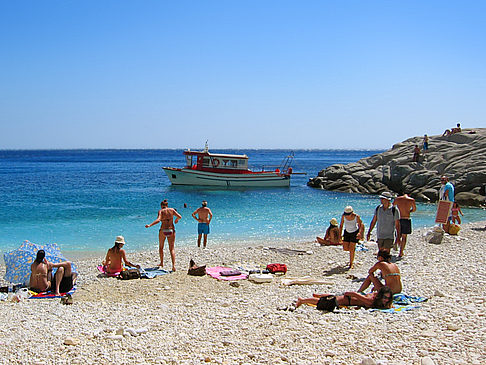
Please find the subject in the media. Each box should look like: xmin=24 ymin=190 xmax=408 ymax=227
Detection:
xmin=97 ymin=265 xmax=120 ymax=277
xmin=206 ymin=266 xmax=248 ymax=281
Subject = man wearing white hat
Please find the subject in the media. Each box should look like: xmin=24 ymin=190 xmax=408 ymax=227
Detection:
xmin=367 ymin=192 xmax=400 ymax=254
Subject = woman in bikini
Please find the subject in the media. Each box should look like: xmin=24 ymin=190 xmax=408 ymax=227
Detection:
xmin=339 ymin=206 xmax=364 ymax=269
xmin=103 ymin=235 xmax=139 ymax=274
xmin=145 ymin=199 xmax=182 ymax=271
xmin=316 ymin=218 xmax=341 ymax=246
xmin=296 ymin=286 xmax=394 ymax=310
xmin=451 ymin=202 xmax=464 ymax=225
xmin=358 ymin=250 xmax=402 ymax=294
xmin=29 ymin=250 xmax=77 ymax=296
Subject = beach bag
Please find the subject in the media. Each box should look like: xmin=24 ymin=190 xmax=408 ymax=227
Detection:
xmin=266 ymin=263 xmax=287 ymax=274
xmin=119 ymin=268 xmax=141 ymax=280
xmin=188 ymin=259 xmax=207 ymax=276
xmin=316 ymin=295 xmax=338 ymax=312
xmin=448 ymin=224 xmax=461 ymax=235
xmin=188 ymin=265 xmax=206 ymax=276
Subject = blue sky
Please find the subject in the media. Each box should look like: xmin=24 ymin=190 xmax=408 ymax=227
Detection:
xmin=1 ymin=1 xmax=485 ymax=149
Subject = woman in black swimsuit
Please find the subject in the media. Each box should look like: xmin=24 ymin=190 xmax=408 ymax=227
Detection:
xmin=145 ymin=200 xmax=182 ymax=271
xmin=296 ymin=286 xmax=394 ymax=310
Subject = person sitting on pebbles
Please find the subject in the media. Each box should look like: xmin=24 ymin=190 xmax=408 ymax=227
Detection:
xmin=296 ymin=286 xmax=394 ymax=311
xmin=317 ymin=218 xmax=341 ymax=246
xmin=357 ymin=250 xmax=402 ymax=294
xmin=103 ymin=236 xmax=140 ymax=274
xmin=30 ymin=250 xmax=77 ymax=296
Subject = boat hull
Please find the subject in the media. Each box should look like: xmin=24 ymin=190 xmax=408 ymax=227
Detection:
xmin=163 ymin=168 xmax=290 ymax=187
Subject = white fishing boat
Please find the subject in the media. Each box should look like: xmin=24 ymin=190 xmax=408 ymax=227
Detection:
xmin=163 ymin=144 xmax=293 ymax=187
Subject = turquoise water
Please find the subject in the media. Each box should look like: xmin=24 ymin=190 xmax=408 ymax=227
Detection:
xmin=0 ymin=149 xmax=484 ymax=255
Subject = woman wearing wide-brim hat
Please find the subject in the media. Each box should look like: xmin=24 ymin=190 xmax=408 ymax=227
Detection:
xmin=339 ymin=206 xmax=364 ymax=269
xmin=317 ymin=218 xmax=341 ymax=246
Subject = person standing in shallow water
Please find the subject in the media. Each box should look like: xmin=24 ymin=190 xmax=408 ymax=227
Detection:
xmin=192 ymin=200 xmax=213 ymax=248
xmin=145 ymin=200 xmax=181 ymax=271
xmin=339 ymin=206 xmax=364 ymax=269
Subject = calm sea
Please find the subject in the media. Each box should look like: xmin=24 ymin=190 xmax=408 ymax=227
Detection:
xmin=0 ymin=149 xmax=483 ymax=255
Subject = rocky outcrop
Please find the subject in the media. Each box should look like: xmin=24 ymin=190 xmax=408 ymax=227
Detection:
xmin=308 ymin=128 xmax=486 ymax=206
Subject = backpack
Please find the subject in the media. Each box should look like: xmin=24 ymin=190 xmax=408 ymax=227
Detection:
xmin=375 ymin=205 xmax=397 ymax=217
xmin=316 ymin=295 xmax=338 ymax=312
xmin=266 ymin=263 xmax=287 ymax=274
xmin=119 ymin=268 xmax=141 ymax=280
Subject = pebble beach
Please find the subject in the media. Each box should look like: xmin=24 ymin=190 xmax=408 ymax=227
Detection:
xmin=1 ymin=221 xmax=485 ymax=365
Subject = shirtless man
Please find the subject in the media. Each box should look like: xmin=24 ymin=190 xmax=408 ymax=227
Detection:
xmin=192 ymin=200 xmax=213 ymax=248
xmin=357 ymin=250 xmax=402 ymax=294
xmin=29 ymin=250 xmax=77 ymax=296
xmin=145 ymin=199 xmax=182 ymax=271
xmin=393 ymin=193 xmax=416 ymax=257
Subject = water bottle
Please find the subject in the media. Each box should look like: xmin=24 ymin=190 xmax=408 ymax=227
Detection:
xmin=7 ymin=284 xmax=13 ymax=301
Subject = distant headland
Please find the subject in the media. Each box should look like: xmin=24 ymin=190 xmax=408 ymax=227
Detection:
xmin=308 ymin=128 xmax=486 ymax=207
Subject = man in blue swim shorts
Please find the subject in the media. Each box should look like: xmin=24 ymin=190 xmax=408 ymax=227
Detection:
xmin=192 ymin=200 xmax=213 ymax=248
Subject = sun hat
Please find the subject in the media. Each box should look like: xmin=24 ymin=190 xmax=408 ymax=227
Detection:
xmin=344 ymin=206 xmax=353 ymax=214
xmin=330 ymin=218 xmax=338 ymax=226
xmin=379 ymin=192 xmax=394 ymax=201
xmin=115 ymin=235 xmax=126 ymax=244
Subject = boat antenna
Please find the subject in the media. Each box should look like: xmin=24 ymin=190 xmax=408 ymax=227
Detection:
xmin=204 ymin=140 xmax=209 ymax=153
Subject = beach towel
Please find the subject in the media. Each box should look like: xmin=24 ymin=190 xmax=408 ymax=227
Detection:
xmin=370 ymin=293 xmax=428 ymax=313
xmin=206 ymin=266 xmax=248 ymax=281
xmin=281 ymin=276 xmax=333 ymax=286
xmin=139 ymin=267 xmax=169 ymax=279
xmin=355 ymin=243 xmax=369 ymax=252
xmin=97 ymin=265 xmax=120 ymax=277
xmin=29 ymin=285 xmax=77 ymax=299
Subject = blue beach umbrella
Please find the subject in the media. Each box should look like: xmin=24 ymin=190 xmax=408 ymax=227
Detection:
xmin=4 ymin=240 xmax=78 ymax=285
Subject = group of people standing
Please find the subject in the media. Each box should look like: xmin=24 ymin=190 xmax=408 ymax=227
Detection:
xmin=103 ymin=199 xmax=213 ymax=274
xmin=317 ymin=190 xmax=417 ymax=268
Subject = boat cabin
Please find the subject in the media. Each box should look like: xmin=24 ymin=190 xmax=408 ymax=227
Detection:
xmin=183 ymin=149 xmax=249 ymax=172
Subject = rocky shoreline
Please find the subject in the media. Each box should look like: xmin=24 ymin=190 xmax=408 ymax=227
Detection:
xmin=308 ymin=128 xmax=486 ymax=206
xmin=1 ymin=221 xmax=486 ymax=364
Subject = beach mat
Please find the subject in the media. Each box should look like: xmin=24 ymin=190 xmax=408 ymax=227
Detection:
xmin=97 ymin=265 xmax=120 ymax=277
xmin=29 ymin=285 xmax=77 ymax=299
xmin=206 ymin=266 xmax=248 ymax=281
xmin=281 ymin=277 xmax=333 ymax=286
xmin=370 ymin=293 xmax=428 ymax=313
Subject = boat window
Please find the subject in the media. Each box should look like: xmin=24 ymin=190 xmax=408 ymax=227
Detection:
xmin=231 ymin=160 xmax=238 ymax=167
xmin=202 ymin=158 xmax=210 ymax=166
xmin=185 ymin=155 xmax=193 ymax=167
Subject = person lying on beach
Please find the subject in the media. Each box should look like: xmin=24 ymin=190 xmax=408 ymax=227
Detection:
xmin=102 ymin=235 xmax=140 ymax=274
xmin=30 ymin=250 xmax=77 ymax=296
xmin=317 ymin=218 xmax=341 ymax=246
xmin=357 ymin=250 xmax=402 ymax=294
xmin=296 ymin=286 xmax=394 ymax=310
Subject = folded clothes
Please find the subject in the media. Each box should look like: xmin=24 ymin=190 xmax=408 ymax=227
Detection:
xmin=206 ymin=266 xmax=248 ymax=281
